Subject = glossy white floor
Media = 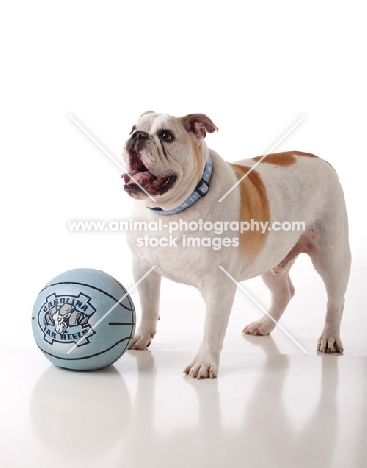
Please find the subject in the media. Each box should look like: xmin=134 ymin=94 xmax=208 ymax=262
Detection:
xmin=1 ymin=257 xmax=366 ymax=468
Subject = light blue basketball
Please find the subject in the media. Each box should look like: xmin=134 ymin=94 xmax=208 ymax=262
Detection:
xmin=32 ymin=269 xmax=135 ymax=371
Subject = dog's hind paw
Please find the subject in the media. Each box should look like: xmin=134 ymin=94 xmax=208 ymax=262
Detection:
xmin=317 ymin=334 xmax=344 ymax=354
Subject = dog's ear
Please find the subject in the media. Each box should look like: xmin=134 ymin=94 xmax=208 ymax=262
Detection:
xmin=181 ymin=114 xmax=218 ymax=139
xmin=140 ymin=110 xmax=155 ymax=117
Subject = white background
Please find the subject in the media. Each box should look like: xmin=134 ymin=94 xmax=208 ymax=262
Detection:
xmin=0 ymin=0 xmax=366 ymax=348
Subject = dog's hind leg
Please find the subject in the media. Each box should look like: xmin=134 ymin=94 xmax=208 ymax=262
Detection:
xmin=243 ymin=260 xmax=296 ymax=336
xmin=309 ymin=229 xmax=351 ymax=354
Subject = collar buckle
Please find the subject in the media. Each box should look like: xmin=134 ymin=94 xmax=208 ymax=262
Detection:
xmin=195 ymin=177 xmax=210 ymax=197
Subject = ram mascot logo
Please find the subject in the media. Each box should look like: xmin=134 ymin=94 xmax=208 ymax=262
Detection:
xmin=38 ymin=292 xmax=96 ymax=346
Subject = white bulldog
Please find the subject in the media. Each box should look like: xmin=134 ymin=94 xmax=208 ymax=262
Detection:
xmin=122 ymin=111 xmax=351 ymax=379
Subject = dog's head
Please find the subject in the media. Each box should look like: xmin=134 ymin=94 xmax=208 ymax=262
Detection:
xmin=122 ymin=112 xmax=217 ymax=208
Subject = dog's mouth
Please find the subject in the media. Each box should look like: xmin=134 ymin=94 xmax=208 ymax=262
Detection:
xmin=123 ymin=149 xmax=176 ymax=198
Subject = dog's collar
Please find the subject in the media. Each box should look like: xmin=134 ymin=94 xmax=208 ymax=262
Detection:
xmin=148 ymin=157 xmax=213 ymax=216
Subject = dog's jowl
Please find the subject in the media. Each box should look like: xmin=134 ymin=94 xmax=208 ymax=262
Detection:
xmin=122 ymin=112 xmax=351 ymax=379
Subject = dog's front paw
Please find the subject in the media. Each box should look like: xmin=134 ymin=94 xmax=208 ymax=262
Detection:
xmin=183 ymin=350 xmax=219 ymax=379
xmin=129 ymin=332 xmax=154 ymax=350
xmin=243 ymin=316 xmax=276 ymax=336
xmin=317 ymin=334 xmax=344 ymax=354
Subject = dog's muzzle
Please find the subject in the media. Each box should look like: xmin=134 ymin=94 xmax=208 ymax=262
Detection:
xmin=123 ymin=130 xmax=176 ymax=198
xmin=125 ymin=130 xmax=150 ymax=162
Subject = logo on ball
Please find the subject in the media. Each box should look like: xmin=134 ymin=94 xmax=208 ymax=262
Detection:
xmin=38 ymin=292 xmax=96 ymax=346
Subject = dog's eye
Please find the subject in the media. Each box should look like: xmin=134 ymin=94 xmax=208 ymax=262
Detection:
xmin=130 ymin=125 xmax=136 ymax=135
xmin=158 ymin=129 xmax=175 ymax=142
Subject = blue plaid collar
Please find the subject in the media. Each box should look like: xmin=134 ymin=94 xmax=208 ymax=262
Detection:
xmin=148 ymin=157 xmax=213 ymax=216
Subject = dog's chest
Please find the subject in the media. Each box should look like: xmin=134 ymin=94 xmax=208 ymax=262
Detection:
xmin=127 ymin=226 xmax=210 ymax=284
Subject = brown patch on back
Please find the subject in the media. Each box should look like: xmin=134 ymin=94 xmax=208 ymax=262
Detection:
xmin=292 ymin=151 xmax=317 ymax=158
xmin=252 ymin=151 xmax=318 ymax=166
xmin=252 ymin=152 xmax=296 ymax=166
xmin=230 ymin=164 xmax=270 ymax=262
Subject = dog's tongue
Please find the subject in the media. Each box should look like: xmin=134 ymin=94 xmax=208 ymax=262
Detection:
xmin=123 ymin=170 xmax=154 ymax=185
xmin=122 ymin=170 xmax=138 ymax=184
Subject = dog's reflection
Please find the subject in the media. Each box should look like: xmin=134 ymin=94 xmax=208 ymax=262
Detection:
xmin=121 ymin=341 xmax=339 ymax=467
xmin=30 ymin=344 xmax=339 ymax=467
xmin=229 ymin=336 xmax=339 ymax=466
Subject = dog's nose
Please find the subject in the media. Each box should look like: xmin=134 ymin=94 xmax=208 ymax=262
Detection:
xmin=132 ymin=130 xmax=149 ymax=140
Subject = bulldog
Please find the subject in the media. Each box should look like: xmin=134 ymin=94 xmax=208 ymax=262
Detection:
xmin=122 ymin=111 xmax=351 ymax=379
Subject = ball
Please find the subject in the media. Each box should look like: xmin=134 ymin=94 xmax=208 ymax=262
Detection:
xmin=32 ymin=268 xmax=135 ymax=371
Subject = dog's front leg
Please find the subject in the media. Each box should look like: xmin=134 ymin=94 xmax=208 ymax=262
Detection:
xmin=129 ymin=257 xmax=161 ymax=350
xmin=184 ymin=278 xmax=237 ymax=379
